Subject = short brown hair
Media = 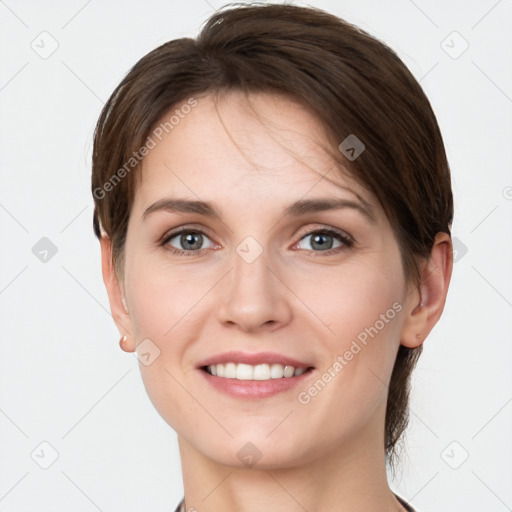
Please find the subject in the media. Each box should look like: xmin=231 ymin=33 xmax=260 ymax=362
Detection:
xmin=91 ymin=2 xmax=453 ymax=471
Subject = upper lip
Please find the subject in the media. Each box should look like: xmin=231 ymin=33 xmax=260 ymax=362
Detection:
xmin=197 ymin=351 xmax=313 ymax=369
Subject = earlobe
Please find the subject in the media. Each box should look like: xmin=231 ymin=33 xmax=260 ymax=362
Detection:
xmin=400 ymin=232 xmax=453 ymax=348
xmin=119 ymin=335 xmax=135 ymax=353
xmin=100 ymin=236 xmax=136 ymax=351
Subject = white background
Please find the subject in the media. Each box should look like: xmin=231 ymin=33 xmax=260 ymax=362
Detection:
xmin=0 ymin=0 xmax=511 ymax=510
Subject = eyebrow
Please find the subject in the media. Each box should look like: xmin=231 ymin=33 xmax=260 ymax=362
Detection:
xmin=142 ymin=196 xmax=376 ymax=223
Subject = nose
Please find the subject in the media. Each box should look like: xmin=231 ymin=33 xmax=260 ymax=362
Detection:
xmin=216 ymin=244 xmax=293 ymax=333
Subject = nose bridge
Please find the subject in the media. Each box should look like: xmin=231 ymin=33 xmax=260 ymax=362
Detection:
xmin=216 ymin=234 xmax=292 ymax=331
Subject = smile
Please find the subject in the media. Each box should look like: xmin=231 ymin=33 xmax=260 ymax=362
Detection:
xmin=197 ymin=351 xmax=315 ymax=398
xmin=203 ymin=362 xmax=309 ymax=380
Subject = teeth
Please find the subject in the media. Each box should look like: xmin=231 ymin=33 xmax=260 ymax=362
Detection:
xmin=254 ymin=364 xmax=270 ymax=380
xmin=270 ymin=363 xmax=284 ymax=379
xmin=283 ymin=365 xmax=295 ymax=378
xmin=225 ymin=362 xmax=236 ymax=378
xmin=206 ymin=362 xmax=308 ymax=380
xmin=236 ymin=363 xmax=253 ymax=380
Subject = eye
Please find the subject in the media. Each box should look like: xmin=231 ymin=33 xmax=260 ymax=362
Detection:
xmin=161 ymin=226 xmax=353 ymax=256
xmin=162 ymin=228 xmax=216 ymax=255
xmin=295 ymin=228 xmax=353 ymax=254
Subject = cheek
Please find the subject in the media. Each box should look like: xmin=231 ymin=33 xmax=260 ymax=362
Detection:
xmin=123 ymin=252 xmax=208 ymax=340
xmin=299 ymin=261 xmax=404 ymax=345
xmin=122 ymin=259 xmax=213 ymax=428
xmin=291 ymin=272 xmax=404 ymax=442
xmin=301 ymin=264 xmax=404 ymax=400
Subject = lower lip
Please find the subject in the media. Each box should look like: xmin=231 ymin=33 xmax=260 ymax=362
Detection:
xmin=199 ymin=368 xmax=315 ymax=399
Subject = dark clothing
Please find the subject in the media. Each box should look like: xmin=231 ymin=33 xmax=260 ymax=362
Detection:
xmin=395 ymin=493 xmax=417 ymax=511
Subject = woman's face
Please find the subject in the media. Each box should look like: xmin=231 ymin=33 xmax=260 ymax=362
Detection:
xmin=119 ymin=91 xmax=417 ymax=468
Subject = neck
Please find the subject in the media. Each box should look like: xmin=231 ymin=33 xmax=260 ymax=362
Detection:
xmin=177 ymin=405 xmax=407 ymax=512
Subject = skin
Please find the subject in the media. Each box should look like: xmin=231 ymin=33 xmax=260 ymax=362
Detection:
xmin=101 ymin=90 xmax=452 ymax=512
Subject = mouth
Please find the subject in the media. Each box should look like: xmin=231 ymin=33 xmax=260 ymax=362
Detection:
xmin=196 ymin=351 xmax=315 ymax=399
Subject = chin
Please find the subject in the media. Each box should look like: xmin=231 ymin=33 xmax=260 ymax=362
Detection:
xmin=200 ymin=434 xmax=308 ymax=470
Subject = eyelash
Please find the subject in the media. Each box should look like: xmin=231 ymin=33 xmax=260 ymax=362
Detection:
xmin=160 ymin=226 xmax=354 ymax=257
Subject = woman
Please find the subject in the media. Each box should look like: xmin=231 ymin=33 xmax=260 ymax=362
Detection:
xmin=91 ymin=3 xmax=453 ymax=511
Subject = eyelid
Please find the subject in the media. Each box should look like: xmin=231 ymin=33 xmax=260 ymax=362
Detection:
xmin=295 ymin=224 xmax=354 ymax=244
xmin=160 ymin=224 xmax=214 ymax=244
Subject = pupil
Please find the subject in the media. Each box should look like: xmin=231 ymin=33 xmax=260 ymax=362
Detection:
xmin=311 ymin=233 xmax=332 ymax=251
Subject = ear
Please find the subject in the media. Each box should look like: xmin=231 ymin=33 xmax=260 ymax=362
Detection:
xmin=400 ymin=232 xmax=453 ymax=348
xmin=100 ymin=236 xmax=136 ymax=352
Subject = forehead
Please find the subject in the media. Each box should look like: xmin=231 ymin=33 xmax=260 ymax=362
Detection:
xmin=135 ymin=90 xmax=374 ymax=211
